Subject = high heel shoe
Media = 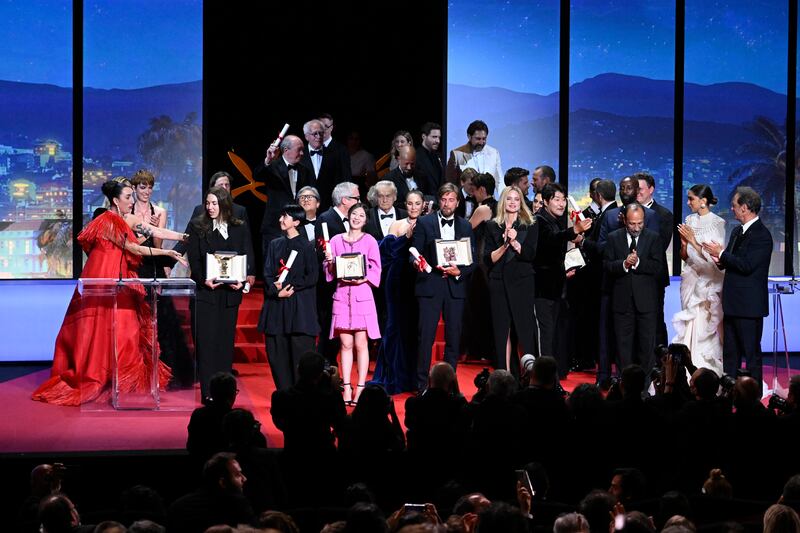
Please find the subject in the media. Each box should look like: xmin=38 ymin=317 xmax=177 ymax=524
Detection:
xmin=343 ymin=383 xmax=354 ymax=406
xmin=353 ymin=383 xmax=366 ymax=405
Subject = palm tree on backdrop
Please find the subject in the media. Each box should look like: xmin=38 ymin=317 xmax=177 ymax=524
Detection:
xmin=138 ymin=112 xmax=202 ymax=228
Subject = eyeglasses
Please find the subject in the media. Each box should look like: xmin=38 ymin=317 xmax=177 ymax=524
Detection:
xmin=348 ymin=196 xmax=361 ymax=201
xmin=298 ymin=194 xmax=319 ymax=201
xmin=308 ymin=131 xmax=324 ymax=137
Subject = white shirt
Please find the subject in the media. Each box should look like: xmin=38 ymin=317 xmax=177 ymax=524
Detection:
xmin=438 ymin=213 xmax=456 ymax=240
xmin=461 ymin=188 xmax=475 ymax=218
xmin=406 ymin=175 xmax=418 ymax=191
xmin=213 ymin=219 xmax=229 ymax=240
xmin=589 ymin=201 xmax=601 ymax=215
xmin=283 ymin=156 xmax=298 ymax=196
xmin=323 ymin=137 xmax=332 ymax=148
xmin=305 ymin=218 xmax=316 ymax=241
xmin=624 ymin=232 xmax=640 ymax=271
xmin=377 ymin=207 xmax=396 ymax=237
xmin=308 ymin=145 xmax=323 ymax=178
xmin=741 ymin=216 xmax=759 ymax=235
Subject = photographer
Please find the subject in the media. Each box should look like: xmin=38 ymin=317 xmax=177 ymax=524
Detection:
xmin=649 ymin=344 xmax=695 ymax=416
xmin=777 ymin=376 xmax=800 ymax=473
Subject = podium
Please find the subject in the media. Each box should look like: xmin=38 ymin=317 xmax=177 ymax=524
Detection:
xmin=77 ymin=278 xmax=198 ymax=411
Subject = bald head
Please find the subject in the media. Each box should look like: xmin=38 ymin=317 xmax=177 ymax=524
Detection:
xmin=398 ymin=145 xmax=416 ymax=174
xmin=429 ymin=362 xmax=456 ymax=390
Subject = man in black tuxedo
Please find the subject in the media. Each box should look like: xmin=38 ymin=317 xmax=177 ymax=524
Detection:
xmin=703 ymin=186 xmax=772 ymax=393
xmin=318 ymin=113 xmax=353 ymax=186
xmin=636 ymin=172 xmax=673 ymax=346
xmin=256 ymin=135 xmax=313 ymax=254
xmin=603 ymin=203 xmax=664 ymax=378
xmin=415 ymin=122 xmax=445 ymax=195
xmin=364 ymin=180 xmax=407 ymax=241
xmin=314 ymin=181 xmax=361 ymax=365
xmin=412 ymin=183 xmax=476 ymax=389
xmin=385 ymin=146 xmax=434 ymax=210
xmin=454 ymin=167 xmax=478 ymax=219
xmin=301 ymin=119 xmax=351 ymax=212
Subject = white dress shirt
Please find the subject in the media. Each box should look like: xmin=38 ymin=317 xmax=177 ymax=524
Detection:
xmin=213 ymin=219 xmax=229 ymax=240
xmin=378 ymin=207 xmax=396 ymax=237
xmin=308 ymin=146 xmax=323 ymax=178
xmin=439 ymin=213 xmax=456 ymax=240
xmin=305 ymin=218 xmax=316 ymax=241
xmin=283 ymin=156 xmax=298 ymax=196
xmin=741 ymin=216 xmax=759 ymax=235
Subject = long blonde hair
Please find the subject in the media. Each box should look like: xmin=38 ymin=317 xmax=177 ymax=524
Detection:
xmin=493 ymin=186 xmax=534 ymax=226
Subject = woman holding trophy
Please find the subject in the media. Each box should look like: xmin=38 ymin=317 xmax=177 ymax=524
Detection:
xmin=187 ymin=186 xmax=255 ymax=401
xmin=323 ymin=202 xmax=382 ymax=405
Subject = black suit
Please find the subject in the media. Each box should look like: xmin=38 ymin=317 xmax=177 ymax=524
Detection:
xmin=313 ymin=207 xmax=350 ymax=364
xmin=603 ymin=227 xmax=663 ymax=376
xmin=483 ymin=220 xmax=538 ymax=370
xmin=415 ymin=146 xmax=445 ymax=195
xmin=301 ymin=141 xmax=351 ymax=212
xmin=717 ymin=218 xmax=772 ymax=389
xmin=256 ymin=158 xmax=313 ymax=253
xmin=412 ymin=212 xmax=476 ymax=388
xmin=385 ymin=167 xmax=434 ymax=210
xmin=173 ymin=202 xmax=250 ymax=256
xmin=648 ymin=200 xmax=674 ymax=345
xmin=187 ymin=221 xmax=256 ymax=398
xmin=363 ymin=206 xmax=408 ymax=241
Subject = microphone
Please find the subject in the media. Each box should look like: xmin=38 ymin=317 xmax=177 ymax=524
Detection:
xmin=118 ymin=232 xmax=128 ymax=283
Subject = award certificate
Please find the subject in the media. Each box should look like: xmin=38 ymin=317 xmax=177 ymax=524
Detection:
xmin=207 ymin=251 xmax=247 ymax=283
xmin=435 ymin=238 xmax=473 ymax=267
xmin=335 ymin=253 xmax=366 ymax=280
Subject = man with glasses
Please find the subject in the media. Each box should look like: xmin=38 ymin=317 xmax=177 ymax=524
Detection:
xmin=319 ymin=112 xmax=352 ymax=184
xmin=314 ymin=181 xmax=361 ymax=365
xmin=296 ymin=185 xmax=321 ymax=242
xmin=301 ymin=119 xmax=351 ymax=212
xmin=364 ymin=180 xmax=407 ymax=241
xmin=257 ymin=135 xmax=313 ymax=253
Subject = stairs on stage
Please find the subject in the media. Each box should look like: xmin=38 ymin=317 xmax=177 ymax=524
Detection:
xmin=234 ymin=284 xmax=447 ymax=364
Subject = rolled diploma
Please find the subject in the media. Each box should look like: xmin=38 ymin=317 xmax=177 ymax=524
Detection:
xmin=409 ymin=246 xmax=432 ymax=273
xmin=277 ymin=249 xmax=298 ymax=284
xmin=271 ymin=123 xmax=290 ymax=147
xmin=321 ymin=222 xmax=332 ymax=256
xmin=567 ymin=196 xmax=586 ymax=220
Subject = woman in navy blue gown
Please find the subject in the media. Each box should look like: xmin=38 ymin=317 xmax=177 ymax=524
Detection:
xmin=371 ymin=190 xmax=425 ymax=393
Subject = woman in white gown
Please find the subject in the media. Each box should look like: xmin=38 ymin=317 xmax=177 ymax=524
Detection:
xmin=672 ymin=184 xmax=725 ymax=374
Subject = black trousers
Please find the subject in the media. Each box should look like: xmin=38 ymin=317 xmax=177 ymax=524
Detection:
xmin=267 ymin=333 xmax=316 ymax=391
xmin=723 ymin=315 xmax=764 ymax=391
xmin=613 ymin=306 xmax=657 ymax=378
xmin=196 ymin=292 xmax=239 ymax=399
xmin=489 ymin=284 xmax=537 ymax=375
xmin=417 ymin=292 xmax=464 ymax=389
xmin=535 ymin=297 xmax=568 ymax=376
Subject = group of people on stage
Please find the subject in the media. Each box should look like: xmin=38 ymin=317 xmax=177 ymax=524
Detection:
xmin=32 ymin=113 xmax=775 ymax=406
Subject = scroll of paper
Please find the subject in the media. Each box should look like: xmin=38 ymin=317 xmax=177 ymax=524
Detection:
xmin=276 ymin=249 xmax=298 ymax=284
xmin=409 ymin=246 xmax=432 ymax=273
xmin=271 ymin=123 xmax=290 ymax=147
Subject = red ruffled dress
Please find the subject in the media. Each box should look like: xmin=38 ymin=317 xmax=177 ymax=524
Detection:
xmin=32 ymin=211 xmax=171 ymax=405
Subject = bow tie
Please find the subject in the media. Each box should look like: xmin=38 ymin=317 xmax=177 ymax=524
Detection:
xmin=310 ymin=150 xmax=323 ymax=157
xmin=380 ymin=213 xmax=394 ymax=220
xmin=440 ymin=218 xmax=454 ymax=227
xmin=287 ymin=164 xmax=297 ymax=171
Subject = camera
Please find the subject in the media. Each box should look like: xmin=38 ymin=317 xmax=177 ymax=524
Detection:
xmin=768 ymin=394 xmax=788 ymax=414
xmin=474 ymin=368 xmax=491 ymax=393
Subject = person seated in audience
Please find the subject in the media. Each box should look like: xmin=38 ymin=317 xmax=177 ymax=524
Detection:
xmin=345 ymin=502 xmax=389 ymax=533
xmin=656 ymin=491 xmax=692 ymax=531
xmin=118 ymin=485 xmax=167 ymax=528
xmin=18 ymin=463 xmax=67 ymax=532
xmin=579 ymin=490 xmax=616 ymax=533
xmin=167 ymin=452 xmax=254 ymax=533
xmin=127 ymin=520 xmax=165 ymax=533
xmin=337 ymin=384 xmax=405 ymax=457
xmin=513 ymin=356 xmax=571 ymax=467
xmin=763 ymin=504 xmax=800 ymax=533
xmin=404 ymin=363 xmax=470 ymax=481
xmin=609 ymin=468 xmax=647 ymax=506
xmin=729 ymin=376 xmax=778 ymax=496
xmin=256 ymin=511 xmax=300 ymax=533
xmin=553 ymin=512 xmax=590 ymax=533
xmin=778 ymin=376 xmax=800 ymax=474
xmin=474 ymin=501 xmax=530 ymax=533
xmin=780 ymin=475 xmax=800 ymax=515
xmin=661 ymin=515 xmax=696 ymax=533
xmin=38 ymin=494 xmax=92 ymax=533
xmin=187 ymin=372 xmax=265 ymax=467
xmin=222 ymin=408 xmax=285 ymax=513
xmin=93 ymin=521 xmax=126 ymax=533
xmin=703 ymin=469 xmax=733 ymax=499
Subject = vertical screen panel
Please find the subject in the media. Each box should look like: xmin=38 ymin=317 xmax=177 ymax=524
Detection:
xmin=0 ymin=1 xmax=73 ymax=279
xmin=83 ymin=0 xmax=203 ymax=241
xmin=684 ymin=0 xmax=788 ymax=275
xmin=447 ymin=0 xmax=560 ymax=197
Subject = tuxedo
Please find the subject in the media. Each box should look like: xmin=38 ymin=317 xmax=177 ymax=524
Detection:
xmin=256 ymin=158 xmax=313 ymax=253
xmin=301 ymin=140 xmax=351 ymax=212
xmin=313 ymin=207 xmax=350 ymax=364
xmin=646 ymin=199 xmax=674 ymax=346
xmin=385 ymin=167 xmax=433 ymax=210
xmin=363 ymin=206 xmax=408 ymax=241
xmin=717 ymin=218 xmax=772 ymax=389
xmin=603 ymin=227 xmax=664 ymax=376
xmin=187 ymin=221 xmax=256 ymax=398
xmin=411 ymin=212 xmax=476 ymax=388
xmin=415 ymin=145 xmax=445 ymax=194
xmin=597 ymin=205 xmax=661 ymax=253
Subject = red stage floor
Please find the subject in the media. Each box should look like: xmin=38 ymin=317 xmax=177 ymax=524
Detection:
xmin=2 ymin=362 xmax=791 ymax=455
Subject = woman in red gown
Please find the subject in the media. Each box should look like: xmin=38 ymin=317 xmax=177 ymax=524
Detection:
xmin=32 ymin=180 xmax=187 ymax=406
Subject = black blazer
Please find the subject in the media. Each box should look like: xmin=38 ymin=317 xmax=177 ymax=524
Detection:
xmin=256 ymin=158 xmax=313 ymax=249
xmin=187 ymin=221 xmax=255 ymax=307
xmin=718 ymin=219 xmax=772 ymax=318
xmin=363 ymin=206 xmax=408 ymax=241
xmin=649 ymin=200 xmax=674 ymax=253
xmin=603 ymin=227 xmax=663 ymax=313
xmin=190 ymin=202 xmax=249 ymax=228
xmin=415 ymin=146 xmax=444 ymax=195
xmin=483 ymin=219 xmax=538 ymax=295
xmin=410 ymin=212 xmax=476 ymax=299
xmin=384 ymin=167 xmax=433 ymax=210
xmin=258 ymin=234 xmax=319 ymax=336
xmin=300 ymin=140 xmax=352 ymax=212
xmin=534 ymin=208 xmax=579 ymax=300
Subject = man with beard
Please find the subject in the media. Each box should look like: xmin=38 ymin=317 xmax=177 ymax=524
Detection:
xmin=603 ymin=204 xmax=664 ymax=378
xmin=386 ymin=145 xmax=433 ymax=209
xmin=445 ymin=120 xmax=503 ymax=189
xmin=598 ymin=176 xmax=660 ymax=249
xmin=415 ymin=122 xmax=445 ymax=194
xmin=412 ymin=183 xmax=476 ymax=389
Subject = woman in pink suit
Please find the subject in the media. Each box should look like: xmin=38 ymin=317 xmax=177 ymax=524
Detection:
xmin=324 ymin=202 xmax=382 ymax=405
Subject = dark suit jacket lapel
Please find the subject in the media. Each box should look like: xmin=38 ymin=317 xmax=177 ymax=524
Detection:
xmin=275 ymin=159 xmax=291 ymax=194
